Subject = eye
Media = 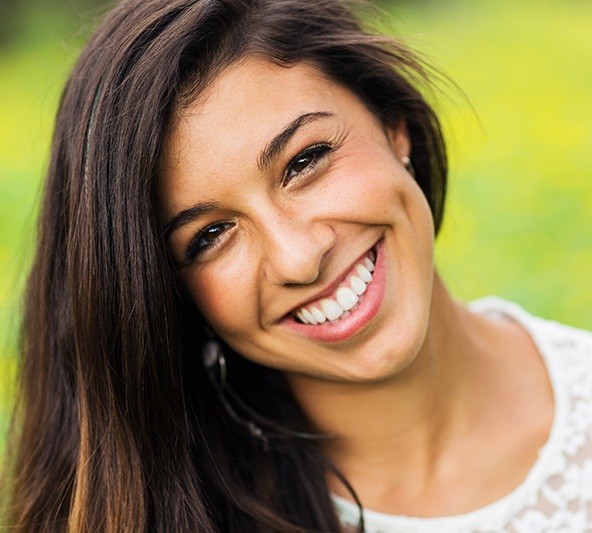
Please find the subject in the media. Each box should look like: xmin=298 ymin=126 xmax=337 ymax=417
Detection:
xmin=283 ymin=143 xmax=333 ymax=185
xmin=185 ymin=221 xmax=235 ymax=262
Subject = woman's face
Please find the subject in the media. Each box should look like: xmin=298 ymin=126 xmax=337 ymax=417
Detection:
xmin=160 ymin=57 xmax=435 ymax=383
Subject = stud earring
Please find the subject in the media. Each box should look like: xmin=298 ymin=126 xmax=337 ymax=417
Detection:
xmin=401 ymin=155 xmax=415 ymax=178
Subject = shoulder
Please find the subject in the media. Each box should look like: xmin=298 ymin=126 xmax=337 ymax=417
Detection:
xmin=469 ymin=296 xmax=592 ymax=366
xmin=472 ymin=298 xmax=592 ymax=530
xmin=471 ymin=297 xmax=592 ymax=449
xmin=470 ymin=296 xmax=592 ymax=458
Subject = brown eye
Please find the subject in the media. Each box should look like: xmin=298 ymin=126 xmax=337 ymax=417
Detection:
xmin=291 ymin=154 xmax=313 ymax=174
xmin=202 ymin=226 xmax=222 ymax=243
xmin=185 ymin=221 xmax=235 ymax=262
xmin=284 ymin=144 xmax=333 ymax=185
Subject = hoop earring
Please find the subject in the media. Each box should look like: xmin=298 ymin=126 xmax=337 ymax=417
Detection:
xmin=202 ymin=338 xmax=269 ymax=448
xmin=202 ymin=339 xmax=227 ymax=386
xmin=201 ymin=337 xmax=332 ymax=451
xmin=401 ymin=155 xmax=415 ymax=179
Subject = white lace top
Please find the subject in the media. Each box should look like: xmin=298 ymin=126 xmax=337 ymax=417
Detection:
xmin=334 ymin=297 xmax=592 ymax=533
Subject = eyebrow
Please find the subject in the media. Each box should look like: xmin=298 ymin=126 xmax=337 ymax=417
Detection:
xmin=257 ymin=111 xmax=334 ymax=171
xmin=162 ymin=201 xmax=220 ymax=238
xmin=163 ymin=111 xmax=335 ymax=238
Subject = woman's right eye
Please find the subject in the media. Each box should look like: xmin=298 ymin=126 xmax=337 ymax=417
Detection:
xmin=185 ymin=221 xmax=235 ymax=262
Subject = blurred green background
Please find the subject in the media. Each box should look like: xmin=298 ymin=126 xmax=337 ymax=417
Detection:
xmin=1 ymin=0 xmax=591 ymax=451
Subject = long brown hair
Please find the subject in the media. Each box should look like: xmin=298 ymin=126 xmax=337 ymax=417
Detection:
xmin=4 ymin=0 xmax=447 ymax=531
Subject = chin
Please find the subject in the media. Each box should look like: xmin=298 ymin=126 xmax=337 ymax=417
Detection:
xmin=333 ymin=320 xmax=430 ymax=384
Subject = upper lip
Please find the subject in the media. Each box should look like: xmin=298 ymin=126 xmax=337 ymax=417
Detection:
xmin=284 ymin=241 xmax=378 ymax=317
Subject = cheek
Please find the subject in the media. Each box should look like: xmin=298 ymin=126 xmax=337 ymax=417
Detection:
xmin=319 ymin=150 xmax=415 ymax=223
xmin=181 ymin=250 xmax=259 ymax=336
xmin=403 ymin=176 xmax=436 ymax=249
xmin=348 ymin=142 xmax=435 ymax=241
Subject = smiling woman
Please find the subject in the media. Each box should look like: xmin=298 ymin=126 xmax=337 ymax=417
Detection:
xmin=161 ymin=59 xmax=435 ymax=373
xmin=3 ymin=0 xmax=592 ymax=532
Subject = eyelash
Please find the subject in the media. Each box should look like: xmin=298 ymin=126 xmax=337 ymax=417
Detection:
xmin=184 ymin=221 xmax=235 ymax=263
xmin=282 ymin=143 xmax=334 ymax=186
xmin=183 ymin=142 xmax=335 ymax=264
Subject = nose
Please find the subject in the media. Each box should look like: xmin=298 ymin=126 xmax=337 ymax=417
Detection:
xmin=261 ymin=209 xmax=335 ymax=286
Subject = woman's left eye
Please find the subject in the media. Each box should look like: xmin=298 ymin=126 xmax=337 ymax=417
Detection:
xmin=283 ymin=144 xmax=333 ymax=185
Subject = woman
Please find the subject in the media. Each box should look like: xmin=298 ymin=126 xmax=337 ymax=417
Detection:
xmin=5 ymin=0 xmax=592 ymax=531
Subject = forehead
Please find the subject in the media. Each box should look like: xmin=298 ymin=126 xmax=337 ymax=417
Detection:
xmin=173 ymin=57 xmax=338 ymax=135
xmin=166 ymin=58 xmax=340 ymax=155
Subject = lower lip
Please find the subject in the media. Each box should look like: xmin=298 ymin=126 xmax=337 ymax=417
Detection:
xmin=280 ymin=239 xmax=387 ymax=343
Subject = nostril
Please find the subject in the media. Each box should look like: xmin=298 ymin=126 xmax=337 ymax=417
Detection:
xmin=285 ymin=270 xmax=319 ymax=287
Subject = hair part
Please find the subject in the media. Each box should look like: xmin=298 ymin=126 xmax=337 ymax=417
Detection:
xmin=5 ymin=1 xmax=447 ymax=531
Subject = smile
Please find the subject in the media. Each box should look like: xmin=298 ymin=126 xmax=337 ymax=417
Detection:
xmin=281 ymin=239 xmax=386 ymax=343
xmin=294 ymin=249 xmax=376 ymax=324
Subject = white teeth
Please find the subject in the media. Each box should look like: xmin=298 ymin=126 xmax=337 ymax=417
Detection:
xmin=349 ymin=275 xmax=367 ymax=296
xmin=355 ymin=264 xmax=373 ymax=283
xmin=302 ymin=308 xmax=317 ymax=325
xmin=311 ymin=307 xmax=326 ymax=324
xmin=293 ymin=247 xmax=377 ymax=325
xmin=336 ymin=286 xmax=358 ymax=311
xmin=321 ymin=299 xmax=344 ymax=321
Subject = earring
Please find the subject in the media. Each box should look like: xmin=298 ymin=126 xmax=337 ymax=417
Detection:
xmin=202 ymin=337 xmax=270 ymax=449
xmin=202 ymin=339 xmax=227 ymax=386
xmin=401 ymin=155 xmax=416 ymax=178
xmin=201 ymin=336 xmax=332 ymax=450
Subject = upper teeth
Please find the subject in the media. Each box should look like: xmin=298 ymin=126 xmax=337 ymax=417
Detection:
xmin=294 ymin=252 xmax=376 ymax=325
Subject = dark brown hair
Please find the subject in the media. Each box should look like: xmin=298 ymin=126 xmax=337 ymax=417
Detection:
xmin=4 ymin=0 xmax=447 ymax=531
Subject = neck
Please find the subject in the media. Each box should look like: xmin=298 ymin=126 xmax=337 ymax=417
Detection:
xmin=286 ymin=274 xmax=515 ymax=490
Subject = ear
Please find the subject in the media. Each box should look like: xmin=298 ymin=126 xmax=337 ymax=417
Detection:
xmin=386 ymin=119 xmax=411 ymax=161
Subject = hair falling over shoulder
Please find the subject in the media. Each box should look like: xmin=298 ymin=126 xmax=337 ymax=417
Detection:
xmin=2 ymin=0 xmax=447 ymax=531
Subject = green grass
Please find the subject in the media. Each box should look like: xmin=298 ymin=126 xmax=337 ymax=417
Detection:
xmin=1 ymin=0 xmax=591 ymax=451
